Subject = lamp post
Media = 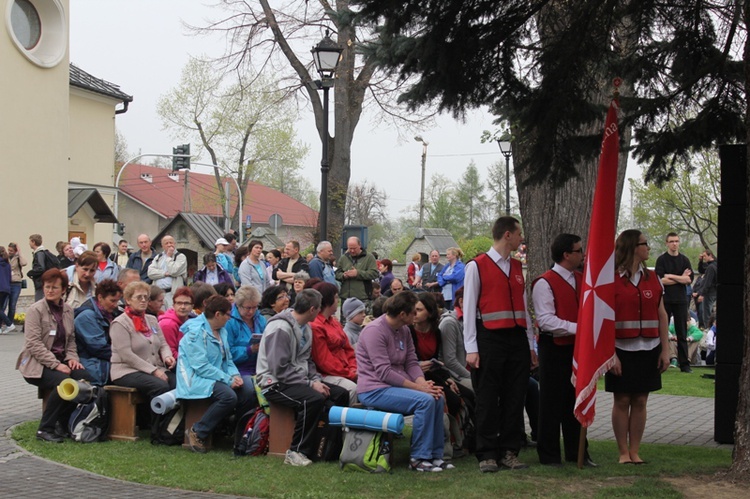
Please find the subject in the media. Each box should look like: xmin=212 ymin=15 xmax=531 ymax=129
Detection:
xmin=496 ymin=134 xmax=512 ymax=215
xmin=414 ymin=135 xmax=429 ymax=228
xmin=311 ymin=30 xmax=343 ymax=242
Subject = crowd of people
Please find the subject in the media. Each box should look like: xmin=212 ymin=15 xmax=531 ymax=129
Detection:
xmin=5 ymin=222 xmax=719 ymax=473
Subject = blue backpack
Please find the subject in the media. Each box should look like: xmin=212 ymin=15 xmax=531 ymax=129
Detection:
xmin=68 ymin=388 xmax=109 ymax=443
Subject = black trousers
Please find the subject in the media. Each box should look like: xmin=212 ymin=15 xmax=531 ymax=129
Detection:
xmin=113 ymin=371 xmax=176 ymax=403
xmin=471 ymin=324 xmax=529 ymax=461
xmin=25 ymin=367 xmax=93 ymax=432
xmin=664 ymin=300 xmax=689 ymax=367
xmin=264 ymin=382 xmax=348 ymax=458
xmin=536 ymin=335 xmax=588 ymax=464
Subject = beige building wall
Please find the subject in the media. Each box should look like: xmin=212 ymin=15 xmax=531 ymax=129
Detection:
xmin=68 ymin=89 xmax=117 ymax=186
xmin=0 ymin=0 xmax=71 ymax=269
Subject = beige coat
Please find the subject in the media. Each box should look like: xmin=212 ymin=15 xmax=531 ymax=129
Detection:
xmin=110 ymin=313 xmax=172 ymax=381
xmin=65 ymin=266 xmax=95 ymax=310
xmin=16 ymin=299 xmax=78 ymax=378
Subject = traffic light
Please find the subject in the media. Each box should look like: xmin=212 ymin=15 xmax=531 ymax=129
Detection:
xmin=172 ymin=143 xmax=191 ymax=171
xmin=117 ymin=223 xmax=126 ymax=236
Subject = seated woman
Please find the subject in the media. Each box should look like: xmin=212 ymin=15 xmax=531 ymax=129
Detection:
xmin=17 ymin=269 xmax=93 ymax=442
xmin=178 ymin=295 xmax=257 ymax=453
xmin=356 ymin=292 xmax=450 ymax=472
xmin=438 ymin=287 xmax=472 ymax=391
xmin=310 ymin=282 xmax=358 ymax=405
xmin=65 ymin=250 xmax=98 ymax=309
xmin=194 ymin=253 xmax=234 ymax=288
xmin=146 ymin=285 xmax=165 ymax=318
xmin=213 ymin=282 xmax=235 ymax=304
xmin=225 ymin=286 xmax=267 ymax=384
xmin=93 ymin=242 xmax=120 ymax=284
xmin=259 ymin=285 xmax=290 ymax=321
xmin=110 ymin=282 xmax=176 ymax=415
xmin=158 ymin=287 xmax=195 ymax=359
xmin=190 ymin=282 xmax=217 ymax=315
xmin=289 ymin=270 xmax=310 ymax=307
xmin=73 ymin=279 xmax=123 ymax=386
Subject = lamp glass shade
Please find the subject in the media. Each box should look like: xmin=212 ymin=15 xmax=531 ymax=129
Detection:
xmin=312 ymin=34 xmax=342 ymax=78
xmin=498 ymin=139 xmax=512 ymax=155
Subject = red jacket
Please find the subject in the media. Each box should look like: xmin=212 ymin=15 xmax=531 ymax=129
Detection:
xmin=615 ymin=272 xmax=662 ymax=339
xmin=311 ymin=313 xmax=357 ymax=380
xmin=533 ymin=269 xmax=581 ymax=346
xmin=475 ymin=253 xmax=528 ymax=329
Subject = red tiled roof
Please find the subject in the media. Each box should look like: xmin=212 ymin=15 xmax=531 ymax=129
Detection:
xmin=118 ymin=163 xmax=318 ymax=227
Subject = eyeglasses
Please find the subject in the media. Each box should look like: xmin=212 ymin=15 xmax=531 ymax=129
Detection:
xmin=131 ymin=295 xmax=149 ymax=301
xmin=276 ymin=295 xmax=289 ymax=301
xmin=174 ymin=301 xmax=193 ymax=307
xmin=239 ymin=304 xmax=258 ymax=312
xmin=569 ymin=249 xmax=584 ymax=253
xmin=636 ymin=242 xmax=650 ymax=247
xmin=43 ymin=285 xmax=62 ymax=291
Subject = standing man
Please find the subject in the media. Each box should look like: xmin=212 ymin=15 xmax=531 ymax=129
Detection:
xmin=697 ymin=249 xmax=717 ymax=329
xmin=274 ymin=241 xmax=308 ymax=290
xmin=654 ymin=233 xmax=694 ymax=373
xmin=147 ymin=235 xmax=187 ymax=309
xmin=336 ymin=237 xmax=379 ymax=319
xmin=110 ymin=240 xmax=131 ymax=269
xmin=308 ymin=241 xmax=338 ymax=287
xmin=214 ymin=237 xmax=234 ymax=277
xmin=464 ymin=216 xmax=537 ymax=472
xmin=126 ymin=234 xmax=156 ymax=283
xmin=256 ymin=289 xmax=349 ymax=466
xmin=420 ymin=250 xmax=444 ymax=292
xmin=27 ymin=234 xmax=56 ymax=301
xmin=531 ymin=233 xmax=595 ymax=467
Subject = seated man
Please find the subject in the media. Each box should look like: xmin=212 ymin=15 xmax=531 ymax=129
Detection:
xmin=255 ymin=289 xmax=349 ymax=467
xmin=669 ymin=318 xmax=704 ymax=366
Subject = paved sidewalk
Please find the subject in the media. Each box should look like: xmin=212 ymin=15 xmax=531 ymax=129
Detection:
xmin=0 ymin=329 xmax=732 ymax=497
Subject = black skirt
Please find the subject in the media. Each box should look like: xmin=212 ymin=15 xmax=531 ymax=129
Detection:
xmin=605 ymin=345 xmax=662 ymax=394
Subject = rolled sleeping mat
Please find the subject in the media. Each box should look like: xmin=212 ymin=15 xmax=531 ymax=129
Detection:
xmin=150 ymin=389 xmax=179 ymax=415
xmin=328 ymin=406 xmax=405 ymax=434
xmin=57 ymin=378 xmax=95 ymax=404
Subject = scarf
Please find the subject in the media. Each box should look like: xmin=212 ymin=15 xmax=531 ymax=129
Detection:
xmin=125 ymin=306 xmax=151 ymax=337
xmin=96 ymin=299 xmax=115 ymax=323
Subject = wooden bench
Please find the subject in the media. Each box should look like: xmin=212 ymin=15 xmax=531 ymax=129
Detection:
xmin=182 ymin=398 xmax=213 ymax=450
xmin=104 ymin=385 xmax=145 ymax=441
xmin=268 ymin=401 xmax=296 ymax=457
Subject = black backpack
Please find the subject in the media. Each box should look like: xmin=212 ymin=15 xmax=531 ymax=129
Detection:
xmin=68 ymin=388 xmax=109 ymax=443
xmin=43 ymin=249 xmax=61 ymax=270
xmin=151 ymin=405 xmax=185 ymax=446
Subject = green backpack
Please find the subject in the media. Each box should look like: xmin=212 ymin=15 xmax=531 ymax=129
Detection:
xmin=339 ymin=429 xmax=393 ymax=473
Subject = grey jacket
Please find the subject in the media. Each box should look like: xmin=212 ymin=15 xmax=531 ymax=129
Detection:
xmin=239 ymin=258 xmax=272 ymax=293
xmin=438 ymin=310 xmax=470 ymax=380
xmin=255 ymin=309 xmax=321 ymax=390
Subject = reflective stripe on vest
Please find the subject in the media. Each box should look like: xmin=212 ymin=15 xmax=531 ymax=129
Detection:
xmin=532 ymin=269 xmax=582 ymax=346
xmin=614 ymin=272 xmax=662 ymax=339
xmin=474 ymin=253 xmax=527 ymax=330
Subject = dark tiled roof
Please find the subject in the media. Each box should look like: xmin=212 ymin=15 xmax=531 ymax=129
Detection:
xmin=68 ymin=188 xmax=118 ymax=223
xmin=153 ymin=213 xmax=224 ymax=249
xmin=69 ymin=63 xmax=133 ymax=103
xmin=409 ymin=228 xmax=459 ymax=255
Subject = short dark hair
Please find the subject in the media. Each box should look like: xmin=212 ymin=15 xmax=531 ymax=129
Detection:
xmin=94 ymin=242 xmax=111 ymax=258
xmin=261 ymin=285 xmax=288 ymax=309
xmin=41 ymin=268 xmax=68 ymax=289
xmin=96 ymin=279 xmax=122 ymax=299
xmin=384 ymin=291 xmax=418 ymax=318
xmin=288 ymin=240 xmax=300 ymax=251
xmin=268 ymin=249 xmax=282 ymax=260
xmin=118 ymin=239 xmax=128 ymax=246
xmin=492 ymin=216 xmax=520 ymax=241
xmin=149 ymin=285 xmax=165 ymax=301
xmin=172 ymin=286 xmax=194 ymax=304
xmin=249 ymin=239 xmax=263 ymax=250
xmin=190 ymin=283 xmax=217 ymax=310
xmin=29 ymin=234 xmax=42 ymax=246
xmin=666 ymin=232 xmax=679 ymax=241
xmin=213 ymin=282 xmax=234 ymax=298
xmin=77 ymin=250 xmax=98 ymax=268
xmin=293 ymin=288 xmax=322 ymax=313
xmin=224 ymin=233 xmax=236 ymax=243
xmin=204 ymin=295 xmax=231 ymax=318
xmin=234 ymin=246 xmax=249 ymax=267
xmin=312 ymin=282 xmax=338 ymax=309
xmin=203 ymin=253 xmax=217 ymax=265
xmin=380 ymin=259 xmax=393 ymax=271
xmin=550 ymin=233 xmax=582 ymax=263
xmin=371 ymin=296 xmax=387 ymax=318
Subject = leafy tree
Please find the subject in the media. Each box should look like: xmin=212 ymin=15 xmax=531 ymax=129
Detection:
xmin=454 ymin=161 xmax=488 ymax=238
xmin=486 ymin=159 xmax=518 ymax=219
xmin=157 ymin=57 xmax=309 ymax=227
xmin=460 ymin=235 xmax=494 ymax=262
xmin=631 ymin=150 xmax=719 ymax=253
xmin=424 ymin=173 xmax=459 ymax=234
xmin=345 ymin=180 xmax=388 ymax=226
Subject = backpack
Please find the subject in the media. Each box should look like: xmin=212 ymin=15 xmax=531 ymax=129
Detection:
xmin=43 ymin=249 xmax=61 ymax=270
xmin=68 ymin=388 xmax=109 ymax=443
xmin=340 ymin=429 xmax=393 ymax=473
xmin=233 ymin=407 xmax=270 ymax=456
xmin=311 ymin=400 xmax=344 ymax=462
xmin=151 ymin=405 xmax=186 ymax=446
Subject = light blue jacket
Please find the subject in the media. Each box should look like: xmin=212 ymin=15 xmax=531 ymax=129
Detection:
xmin=225 ymin=304 xmax=267 ymax=376
xmin=94 ymin=258 xmax=120 ymax=283
xmin=437 ymin=260 xmax=465 ymax=303
xmin=176 ymin=314 xmax=240 ymax=399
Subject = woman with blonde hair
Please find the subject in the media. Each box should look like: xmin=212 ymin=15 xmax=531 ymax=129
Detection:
xmin=437 ymin=248 xmax=465 ymax=310
xmin=606 ymin=230 xmax=670 ymax=464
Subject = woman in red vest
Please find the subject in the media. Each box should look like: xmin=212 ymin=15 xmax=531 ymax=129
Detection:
xmin=606 ymin=230 xmax=670 ymax=464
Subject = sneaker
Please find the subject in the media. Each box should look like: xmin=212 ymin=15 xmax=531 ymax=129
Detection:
xmin=5 ymin=324 xmax=16 ymax=333
xmin=670 ymin=359 xmax=678 ymax=368
xmin=284 ymin=450 xmax=312 ymax=467
xmin=409 ymin=458 xmax=442 ymax=472
xmin=479 ymin=459 xmax=499 ymax=473
xmin=432 ymin=458 xmax=455 ymax=470
xmin=36 ymin=430 xmax=64 ymax=443
xmin=185 ymin=426 xmax=207 ymax=453
xmin=499 ymin=451 xmax=529 ymax=470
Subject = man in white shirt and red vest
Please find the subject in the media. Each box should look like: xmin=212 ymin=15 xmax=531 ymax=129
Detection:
xmin=464 ymin=216 xmax=537 ymax=472
xmin=531 ymin=233 xmax=596 ymax=467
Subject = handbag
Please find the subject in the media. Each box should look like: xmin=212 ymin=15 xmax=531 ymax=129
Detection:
xmin=21 ymin=279 xmax=28 ymax=289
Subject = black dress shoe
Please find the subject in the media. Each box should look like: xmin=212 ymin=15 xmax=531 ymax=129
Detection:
xmin=583 ymin=457 xmax=598 ymax=468
xmin=36 ymin=430 xmax=64 ymax=443
xmin=54 ymin=421 xmax=70 ymax=439
xmin=681 ymin=366 xmax=694 ymax=373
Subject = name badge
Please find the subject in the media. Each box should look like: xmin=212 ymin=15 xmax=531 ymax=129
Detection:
xmin=49 ymin=329 xmax=57 ymax=336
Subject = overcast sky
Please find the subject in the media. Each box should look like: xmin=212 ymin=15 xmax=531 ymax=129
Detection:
xmin=69 ymin=0 xmax=635 ymax=222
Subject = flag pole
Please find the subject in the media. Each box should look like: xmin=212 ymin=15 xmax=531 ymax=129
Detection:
xmin=577 ymin=427 xmax=587 ymax=469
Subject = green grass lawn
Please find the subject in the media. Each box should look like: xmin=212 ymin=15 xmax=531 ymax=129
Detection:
xmin=12 ymin=421 xmax=730 ymax=498
xmin=597 ymin=366 xmax=715 ymax=398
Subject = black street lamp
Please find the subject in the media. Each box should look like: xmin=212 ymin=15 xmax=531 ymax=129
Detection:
xmin=496 ymin=134 xmax=512 ymax=215
xmin=311 ymin=30 xmax=343 ymax=242
xmin=414 ymin=135 xmax=429 ymax=228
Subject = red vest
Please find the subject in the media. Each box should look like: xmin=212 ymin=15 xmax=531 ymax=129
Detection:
xmin=532 ymin=269 xmax=582 ymax=346
xmin=474 ymin=253 xmax=527 ymax=330
xmin=615 ymin=272 xmax=662 ymax=339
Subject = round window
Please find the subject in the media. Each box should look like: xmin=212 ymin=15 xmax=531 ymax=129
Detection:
xmin=5 ymin=0 xmax=66 ymax=68
xmin=10 ymin=0 xmax=41 ymax=50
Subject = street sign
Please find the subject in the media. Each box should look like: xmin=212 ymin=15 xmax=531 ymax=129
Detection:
xmin=269 ymin=213 xmax=283 ymax=234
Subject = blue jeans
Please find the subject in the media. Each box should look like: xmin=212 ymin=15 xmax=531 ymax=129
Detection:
xmin=0 ymin=292 xmax=11 ymax=326
xmin=7 ymin=282 xmax=22 ymax=324
xmin=359 ymin=386 xmax=444 ymax=461
xmin=193 ymin=380 xmax=256 ymax=440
